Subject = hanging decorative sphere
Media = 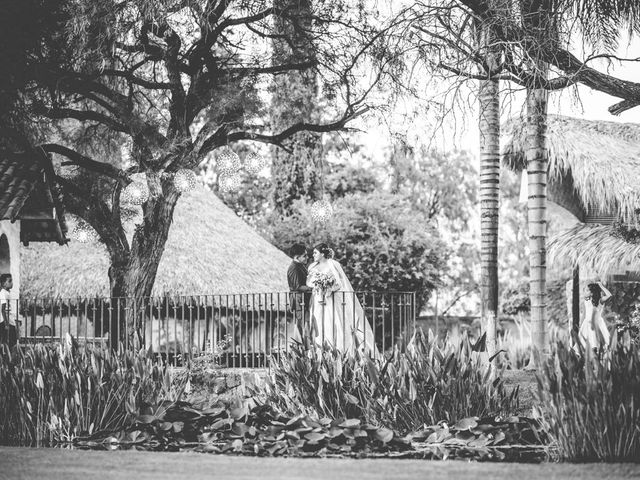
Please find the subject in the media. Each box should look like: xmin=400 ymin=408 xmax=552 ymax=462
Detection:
xmin=121 ymin=180 xmax=149 ymax=205
xmin=174 ymin=169 xmax=197 ymax=193
xmin=71 ymin=220 xmax=98 ymax=243
xmin=216 ymin=148 xmax=241 ymax=175
xmin=244 ymin=152 xmax=266 ymax=175
xmin=311 ymin=199 xmax=334 ymax=223
xmin=218 ymin=173 xmax=242 ymax=193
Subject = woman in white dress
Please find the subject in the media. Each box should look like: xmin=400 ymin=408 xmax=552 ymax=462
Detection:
xmin=306 ymin=243 xmax=377 ymax=355
xmin=579 ymin=281 xmax=612 ymax=351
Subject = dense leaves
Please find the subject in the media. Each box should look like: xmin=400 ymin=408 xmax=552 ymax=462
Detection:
xmin=0 ymin=340 xmax=179 ymax=446
xmin=535 ymin=338 xmax=640 ymax=461
xmin=258 ymin=331 xmax=520 ymax=433
xmin=72 ymin=401 xmax=549 ymax=461
xmin=264 ymin=193 xmax=448 ymax=311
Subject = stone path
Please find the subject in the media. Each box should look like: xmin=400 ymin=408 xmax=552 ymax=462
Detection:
xmin=2 ymin=447 xmax=639 ymax=480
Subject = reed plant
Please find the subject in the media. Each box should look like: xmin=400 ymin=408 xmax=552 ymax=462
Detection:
xmin=260 ymin=330 xmax=519 ymax=433
xmin=495 ymin=316 xmax=568 ymax=370
xmin=535 ymin=335 xmax=640 ymax=462
xmin=0 ymin=338 xmax=178 ymax=446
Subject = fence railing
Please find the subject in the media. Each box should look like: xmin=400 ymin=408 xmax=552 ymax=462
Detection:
xmin=3 ymin=291 xmax=416 ymax=368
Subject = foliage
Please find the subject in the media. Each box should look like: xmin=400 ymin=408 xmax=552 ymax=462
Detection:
xmin=0 ymin=340 xmax=179 ymax=447
xmin=501 ymin=284 xmax=531 ymax=316
xmin=325 ymin=163 xmax=380 ymax=200
xmin=615 ymin=305 xmax=640 ymax=347
xmin=9 ymin=0 xmax=407 ymax=300
xmin=611 ymin=221 xmax=640 ymax=245
xmin=494 ymin=317 xmax=567 ymax=371
xmin=71 ymin=400 xmax=548 ymax=461
xmin=535 ymin=339 xmax=640 ymax=461
xmin=262 ymin=192 xmax=448 ymax=310
xmin=258 ymin=331 xmax=520 ymax=434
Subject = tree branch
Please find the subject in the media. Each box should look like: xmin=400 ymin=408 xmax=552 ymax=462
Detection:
xmin=35 ymin=106 xmax=128 ymax=132
xmin=41 ymin=144 xmax=130 ymax=183
xmin=198 ymin=106 xmax=370 ymax=156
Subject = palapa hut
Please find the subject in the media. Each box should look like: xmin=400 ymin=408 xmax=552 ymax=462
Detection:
xmin=19 ymin=187 xmax=294 ymax=357
xmin=502 ymin=114 xmax=640 ymax=327
xmin=22 ymin=187 xmax=290 ymax=297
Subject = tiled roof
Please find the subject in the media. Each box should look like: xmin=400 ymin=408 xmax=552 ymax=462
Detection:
xmin=0 ymin=150 xmax=67 ymax=244
xmin=0 ymin=151 xmax=43 ymax=221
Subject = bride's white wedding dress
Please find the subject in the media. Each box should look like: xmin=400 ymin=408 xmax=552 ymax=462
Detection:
xmin=307 ymin=258 xmax=377 ymax=355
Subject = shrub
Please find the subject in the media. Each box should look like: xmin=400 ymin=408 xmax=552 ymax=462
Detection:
xmin=0 ymin=339 xmax=179 ymax=446
xmin=258 ymin=330 xmax=519 ymax=433
xmin=262 ymin=193 xmax=449 ymax=312
xmin=535 ymin=337 xmax=640 ymax=461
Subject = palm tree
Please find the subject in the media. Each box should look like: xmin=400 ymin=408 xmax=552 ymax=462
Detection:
xmin=477 ymin=17 xmax=501 ymax=358
xmin=520 ymin=0 xmax=639 ymax=365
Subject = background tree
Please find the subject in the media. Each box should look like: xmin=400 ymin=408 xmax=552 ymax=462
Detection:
xmin=263 ymin=193 xmax=448 ymax=312
xmin=9 ymin=0 xmax=405 ymax=336
xmin=270 ymin=0 xmax=322 ymax=215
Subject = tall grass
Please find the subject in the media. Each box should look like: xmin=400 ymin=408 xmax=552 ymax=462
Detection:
xmin=495 ymin=317 xmax=567 ymax=370
xmin=535 ymin=334 xmax=640 ymax=462
xmin=0 ymin=339 xmax=178 ymax=446
xmin=259 ymin=330 xmax=519 ymax=433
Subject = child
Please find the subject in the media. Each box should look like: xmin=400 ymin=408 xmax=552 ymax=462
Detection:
xmin=0 ymin=273 xmax=16 ymax=348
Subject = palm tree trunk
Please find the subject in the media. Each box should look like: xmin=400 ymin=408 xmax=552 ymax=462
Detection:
xmin=525 ymin=75 xmax=549 ymax=366
xmin=478 ymin=22 xmax=501 ymax=357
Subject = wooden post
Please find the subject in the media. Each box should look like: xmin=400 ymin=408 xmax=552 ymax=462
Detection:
xmin=572 ymin=266 xmax=580 ymax=336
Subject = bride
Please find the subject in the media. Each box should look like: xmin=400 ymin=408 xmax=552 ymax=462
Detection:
xmin=306 ymin=243 xmax=377 ymax=355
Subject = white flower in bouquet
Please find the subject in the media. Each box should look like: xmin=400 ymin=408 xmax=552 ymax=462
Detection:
xmin=309 ymin=271 xmax=339 ymax=296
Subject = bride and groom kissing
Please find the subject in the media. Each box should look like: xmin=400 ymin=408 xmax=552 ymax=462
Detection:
xmin=287 ymin=242 xmax=377 ymax=355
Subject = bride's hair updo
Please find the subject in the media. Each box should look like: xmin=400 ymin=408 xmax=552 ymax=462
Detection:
xmin=314 ymin=242 xmax=334 ymax=259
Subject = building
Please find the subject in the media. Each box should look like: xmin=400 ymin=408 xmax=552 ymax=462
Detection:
xmin=0 ymin=149 xmax=67 ymax=296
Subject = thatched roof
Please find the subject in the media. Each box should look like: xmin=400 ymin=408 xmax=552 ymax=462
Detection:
xmin=548 ymin=223 xmax=640 ymax=279
xmin=20 ymin=187 xmax=291 ymax=298
xmin=502 ymin=114 xmax=640 ymax=224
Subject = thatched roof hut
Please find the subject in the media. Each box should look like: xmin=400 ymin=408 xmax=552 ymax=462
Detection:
xmin=503 ymin=114 xmax=640 ymax=224
xmin=547 ymin=224 xmax=640 ymax=280
xmin=20 ymin=187 xmax=291 ymax=298
xmin=502 ymin=114 xmax=640 ymax=279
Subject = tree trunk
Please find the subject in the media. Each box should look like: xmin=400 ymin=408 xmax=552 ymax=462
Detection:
xmin=107 ymin=182 xmax=181 ymax=347
xmin=478 ymin=35 xmax=500 ymax=357
xmin=271 ymin=0 xmax=321 ymax=215
xmin=525 ymin=80 xmax=549 ymax=366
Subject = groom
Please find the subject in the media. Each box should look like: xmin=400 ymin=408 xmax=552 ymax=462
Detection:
xmin=287 ymin=243 xmax=313 ymax=346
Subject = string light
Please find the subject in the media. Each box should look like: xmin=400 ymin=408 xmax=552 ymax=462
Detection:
xmin=218 ymin=173 xmax=242 ymax=193
xmin=216 ymin=148 xmax=241 ymax=175
xmin=121 ymin=180 xmax=149 ymax=205
xmin=311 ymin=199 xmax=334 ymax=223
xmin=174 ymin=169 xmax=197 ymax=193
xmin=244 ymin=152 xmax=266 ymax=175
xmin=71 ymin=219 xmax=98 ymax=243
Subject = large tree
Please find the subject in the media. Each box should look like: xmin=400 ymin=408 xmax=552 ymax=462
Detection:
xmin=8 ymin=0 xmax=403 ymax=336
xmin=270 ymin=0 xmax=322 ymax=215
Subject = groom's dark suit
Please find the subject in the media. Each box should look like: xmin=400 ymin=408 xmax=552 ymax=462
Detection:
xmin=287 ymin=260 xmax=312 ymax=342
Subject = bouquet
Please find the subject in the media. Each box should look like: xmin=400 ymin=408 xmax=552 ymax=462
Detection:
xmin=309 ymin=271 xmax=339 ymax=297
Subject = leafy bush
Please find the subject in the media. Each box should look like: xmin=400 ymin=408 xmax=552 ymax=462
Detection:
xmin=262 ymin=193 xmax=448 ymax=311
xmin=258 ymin=331 xmax=519 ymax=433
xmin=0 ymin=340 xmax=179 ymax=446
xmin=535 ymin=337 xmax=640 ymax=461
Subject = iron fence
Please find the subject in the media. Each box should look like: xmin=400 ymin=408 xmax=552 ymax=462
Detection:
xmin=3 ymin=291 xmax=416 ymax=368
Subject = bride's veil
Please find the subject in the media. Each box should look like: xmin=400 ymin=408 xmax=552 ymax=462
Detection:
xmin=327 ymin=259 xmax=377 ymax=354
